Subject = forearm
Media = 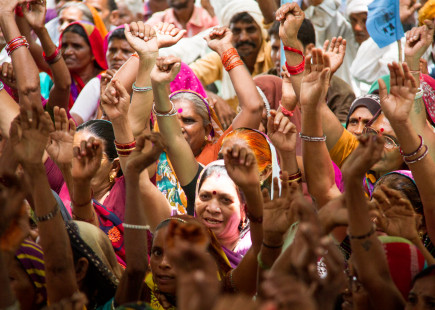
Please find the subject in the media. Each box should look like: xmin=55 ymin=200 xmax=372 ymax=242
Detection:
xmin=71 ymin=178 xmax=98 ymax=226
xmin=285 ymin=42 xmax=304 ymax=103
xmin=410 ymin=236 xmax=435 ymax=265
xmin=321 ymin=104 xmax=345 ymax=150
xmin=302 ymin=106 xmax=340 ymax=206
xmin=112 ymin=117 xmax=134 ymax=173
xmin=1 ymin=14 xmax=41 ymax=108
xmin=257 ymin=0 xmax=278 ymax=24
xmin=278 ymin=150 xmax=299 ymax=175
xmin=25 ymin=164 xmax=78 ymax=302
xmin=115 ymin=56 xmax=139 ymax=94
xmin=129 ymin=54 xmax=156 ymax=136
xmin=0 ymin=91 xmax=19 ymax=138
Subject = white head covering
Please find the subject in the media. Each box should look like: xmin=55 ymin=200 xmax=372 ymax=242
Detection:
xmin=345 ymin=0 xmax=373 ymax=18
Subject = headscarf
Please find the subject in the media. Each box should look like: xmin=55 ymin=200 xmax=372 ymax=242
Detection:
xmin=418 ymin=0 xmax=435 ymax=25
xmin=60 ymin=21 xmax=108 ymax=109
xmin=103 ymin=25 xmax=125 ymax=55
xmin=345 ymin=0 xmax=373 ymax=18
xmin=369 ymin=74 xmax=435 ymax=126
xmin=379 ymin=235 xmax=426 ymax=300
xmin=86 ymin=3 xmax=108 ymax=38
xmin=169 ymin=63 xmax=208 ymax=99
xmin=345 ymin=94 xmax=381 ymax=128
xmin=15 ymin=239 xmax=47 ymax=300
xmin=66 ymin=221 xmax=122 ymax=298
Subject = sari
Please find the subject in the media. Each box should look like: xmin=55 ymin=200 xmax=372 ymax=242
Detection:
xmin=59 ymin=21 xmax=107 ymax=109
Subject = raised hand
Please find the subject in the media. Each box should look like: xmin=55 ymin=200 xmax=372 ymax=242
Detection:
xmin=150 ymin=55 xmax=181 ymax=84
xmin=101 ymin=79 xmax=130 ymax=121
xmin=276 ymin=2 xmax=305 ymax=47
xmin=9 ymin=106 xmax=53 ymax=166
xmin=71 ymin=137 xmax=103 ymax=181
xmin=262 ymin=175 xmax=299 ymax=245
xmin=267 ymin=110 xmax=297 ymax=153
xmin=154 ymin=22 xmax=186 ymax=48
xmin=341 ymin=134 xmax=385 ymax=179
xmin=322 ymin=37 xmax=346 ymax=75
xmin=317 ymin=195 xmax=348 ymax=234
xmin=0 ymin=0 xmax=24 ymax=14
xmin=124 ymin=22 xmax=158 ymax=56
xmin=400 ymin=0 xmax=421 ymax=24
xmin=299 ymin=49 xmax=331 ymax=109
xmin=405 ymin=20 xmax=434 ymax=70
xmin=372 ymin=185 xmax=421 ymax=241
xmin=222 ymin=142 xmax=259 ymax=189
xmin=1 ymin=62 xmax=16 ymax=90
xmin=22 ymin=0 xmax=47 ymax=31
xmin=208 ymin=92 xmax=235 ymax=130
xmin=100 ymin=69 xmax=116 ymax=98
xmin=46 ymin=106 xmax=76 ymax=166
xmin=125 ymin=132 xmax=164 ymax=175
xmin=379 ymin=62 xmax=418 ymax=124
xmin=281 ymin=66 xmax=298 ymax=111
xmin=203 ymin=26 xmax=233 ymax=55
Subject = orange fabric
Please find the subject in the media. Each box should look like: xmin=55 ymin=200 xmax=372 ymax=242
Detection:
xmin=86 ymin=4 xmax=108 ymax=39
xmin=329 ymin=129 xmax=359 ymax=168
xmin=196 ymin=125 xmax=233 ymax=165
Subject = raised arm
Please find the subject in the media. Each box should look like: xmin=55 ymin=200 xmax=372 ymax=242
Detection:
xmin=10 ymin=105 xmax=78 ymax=302
xmin=21 ymin=0 xmax=71 ymax=110
xmin=300 ymin=49 xmax=341 ymax=207
xmin=257 ymin=0 xmax=278 ymax=24
xmin=380 ymin=61 xmax=435 ymax=247
xmin=341 ymin=134 xmax=405 ymax=310
xmin=151 ymin=55 xmax=199 ymax=185
xmin=204 ymin=27 xmax=263 ymax=130
xmin=115 ymin=133 xmax=165 ymax=305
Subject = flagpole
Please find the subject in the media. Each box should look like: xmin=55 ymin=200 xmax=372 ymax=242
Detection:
xmin=397 ymin=39 xmax=402 ymax=64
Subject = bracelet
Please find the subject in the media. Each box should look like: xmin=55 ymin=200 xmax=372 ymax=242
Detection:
xmin=123 ymin=223 xmax=150 ymax=230
xmin=262 ymin=241 xmax=283 ymax=249
xmin=283 ymin=47 xmax=305 ymax=75
xmin=116 ymin=149 xmax=136 ymax=157
xmin=0 ymin=81 xmax=4 ymax=92
xmin=299 ymin=133 xmax=326 ymax=142
xmin=43 ymin=47 xmax=61 ymax=64
xmin=6 ymin=36 xmax=29 ymax=56
xmin=221 ymin=47 xmax=239 ymax=66
xmin=152 ymin=101 xmax=178 ymax=117
xmin=257 ymin=252 xmax=271 ymax=270
xmin=415 ymin=88 xmax=423 ymax=100
xmin=35 ymin=203 xmax=60 ymax=223
xmin=132 ymin=82 xmax=152 ymax=92
xmin=71 ymin=189 xmax=93 ymax=208
xmin=115 ymin=140 xmax=136 ymax=150
xmin=279 ymin=103 xmax=294 ymax=117
xmin=72 ymin=209 xmax=96 ymax=223
xmin=225 ymin=59 xmax=244 ymax=71
xmin=348 ymin=222 xmax=376 ymax=240
xmin=404 ymin=145 xmax=429 ymax=164
xmin=287 ymin=169 xmax=302 ymax=181
xmin=246 ymin=210 xmax=263 ymax=223
xmin=410 ymin=70 xmax=420 ymax=75
xmin=400 ymin=135 xmax=423 ymax=157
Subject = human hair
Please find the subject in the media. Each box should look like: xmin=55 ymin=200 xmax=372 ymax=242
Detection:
xmin=223 ymin=128 xmax=272 ymax=175
xmin=76 ymin=120 xmax=122 ymax=176
xmin=108 ymin=0 xmax=117 ymax=12
xmin=374 ymin=173 xmax=423 ymax=215
xmin=268 ymin=19 xmax=315 ymax=49
xmin=170 ymin=92 xmax=211 ymax=129
xmin=59 ymin=2 xmax=94 ymax=24
xmin=230 ymin=11 xmax=255 ymax=25
xmin=115 ymin=0 xmax=143 ymax=14
xmin=411 ymin=265 xmax=435 ymax=286
xmin=108 ymin=27 xmax=126 ymax=44
xmin=268 ymin=20 xmax=279 ymax=37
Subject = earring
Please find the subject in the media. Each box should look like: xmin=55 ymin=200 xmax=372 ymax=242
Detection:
xmin=204 ymin=135 xmax=211 ymax=143
xmin=109 ymin=174 xmax=115 ymax=183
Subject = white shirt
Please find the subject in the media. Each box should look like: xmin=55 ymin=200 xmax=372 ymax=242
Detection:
xmin=70 ymin=77 xmax=101 ymax=122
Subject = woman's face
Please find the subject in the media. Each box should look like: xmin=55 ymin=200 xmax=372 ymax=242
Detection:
xmin=74 ymin=130 xmax=116 ymax=189
xmin=406 ymin=275 xmax=435 ymax=310
xmin=106 ymin=38 xmax=134 ymax=70
xmin=347 ymin=107 xmax=373 ymax=136
xmin=58 ymin=7 xmax=84 ymax=33
xmin=174 ymin=99 xmax=210 ymax=157
xmin=61 ymin=32 xmax=93 ymax=73
xmin=8 ymin=259 xmax=40 ymax=310
xmin=369 ymin=114 xmax=403 ymax=176
xmin=150 ymin=226 xmax=176 ymax=295
xmin=195 ymin=173 xmax=242 ymax=246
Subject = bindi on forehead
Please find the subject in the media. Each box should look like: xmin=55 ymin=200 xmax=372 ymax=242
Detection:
xmin=178 ymin=108 xmax=183 ymax=113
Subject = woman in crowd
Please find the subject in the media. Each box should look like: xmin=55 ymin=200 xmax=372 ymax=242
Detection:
xmin=345 ymin=94 xmax=381 ymax=136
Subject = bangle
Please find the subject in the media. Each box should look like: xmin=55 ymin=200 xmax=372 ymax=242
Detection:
xmin=123 ymin=223 xmax=150 ymax=230
xmin=132 ymin=82 xmax=152 ymax=92
xmin=246 ymin=210 xmax=263 ymax=223
xmin=410 ymin=70 xmax=420 ymax=74
xmin=404 ymin=145 xmax=429 ymax=164
xmin=348 ymin=222 xmax=376 ymax=240
xmin=72 ymin=209 xmax=96 ymax=223
xmin=221 ymin=47 xmax=239 ymax=66
xmin=152 ymin=101 xmax=178 ymax=117
xmin=279 ymin=103 xmax=294 ymax=117
xmin=262 ymin=241 xmax=283 ymax=249
xmin=43 ymin=47 xmax=61 ymax=64
xmin=299 ymin=133 xmax=326 ymax=142
xmin=287 ymin=169 xmax=302 ymax=180
xmin=6 ymin=36 xmax=29 ymax=56
xmin=283 ymin=47 xmax=305 ymax=75
xmin=0 ymin=81 xmax=4 ymax=92
xmin=257 ymin=252 xmax=271 ymax=270
xmin=415 ymin=88 xmax=423 ymax=100
xmin=115 ymin=140 xmax=136 ymax=150
xmin=35 ymin=203 xmax=60 ymax=223
xmin=71 ymin=190 xmax=93 ymax=208
xmin=400 ymin=135 xmax=423 ymax=157
xmin=225 ymin=59 xmax=244 ymax=71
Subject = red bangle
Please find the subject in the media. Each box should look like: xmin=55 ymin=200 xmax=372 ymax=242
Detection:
xmin=279 ymin=103 xmax=294 ymax=117
xmin=6 ymin=36 xmax=29 ymax=56
xmin=283 ymin=46 xmax=305 ymax=75
xmin=115 ymin=140 xmax=136 ymax=150
xmin=225 ymin=59 xmax=244 ymax=71
xmin=283 ymin=46 xmax=304 ymax=56
xmin=43 ymin=47 xmax=60 ymax=63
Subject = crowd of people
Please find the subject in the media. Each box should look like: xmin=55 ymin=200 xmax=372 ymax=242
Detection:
xmin=1 ymin=0 xmax=435 ymax=309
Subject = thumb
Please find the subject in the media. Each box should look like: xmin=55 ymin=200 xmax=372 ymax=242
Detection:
xmin=378 ymin=78 xmax=388 ymax=103
xmin=267 ymin=115 xmax=274 ymax=134
xmin=174 ymin=29 xmax=186 ymax=41
xmin=113 ymin=79 xmax=128 ymax=99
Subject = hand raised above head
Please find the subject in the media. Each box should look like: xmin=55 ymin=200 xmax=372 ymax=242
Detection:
xmin=22 ymin=0 xmax=47 ymax=31
xmin=267 ymin=110 xmax=297 ymax=153
xmin=125 ymin=22 xmax=158 ymax=56
xmin=101 ymin=79 xmax=130 ymax=122
xmin=203 ymin=26 xmax=233 ymax=55
xmin=71 ymin=137 xmax=103 ymax=181
xmin=405 ymin=20 xmax=434 ymax=69
xmin=125 ymin=132 xmax=164 ymax=175
xmin=276 ymin=2 xmax=305 ymax=47
xmin=154 ymin=22 xmax=186 ymax=48
xmin=322 ymin=36 xmax=346 ymax=76
xmin=150 ymin=55 xmax=181 ymax=84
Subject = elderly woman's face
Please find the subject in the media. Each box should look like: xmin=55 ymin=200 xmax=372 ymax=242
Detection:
xmin=173 ymin=99 xmax=209 ymax=157
xmin=406 ymin=275 xmax=435 ymax=310
xmin=61 ymin=31 xmax=93 ymax=74
xmin=195 ymin=173 xmax=242 ymax=247
xmin=347 ymin=107 xmax=373 ymax=136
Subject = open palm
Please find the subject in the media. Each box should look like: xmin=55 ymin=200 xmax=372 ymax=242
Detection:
xmin=46 ymin=107 xmax=76 ymax=165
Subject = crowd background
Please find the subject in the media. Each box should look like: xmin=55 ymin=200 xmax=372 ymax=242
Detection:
xmin=1 ymin=0 xmax=435 ymax=309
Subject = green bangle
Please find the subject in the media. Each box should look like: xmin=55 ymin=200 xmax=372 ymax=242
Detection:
xmin=257 ymin=252 xmax=271 ymax=270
